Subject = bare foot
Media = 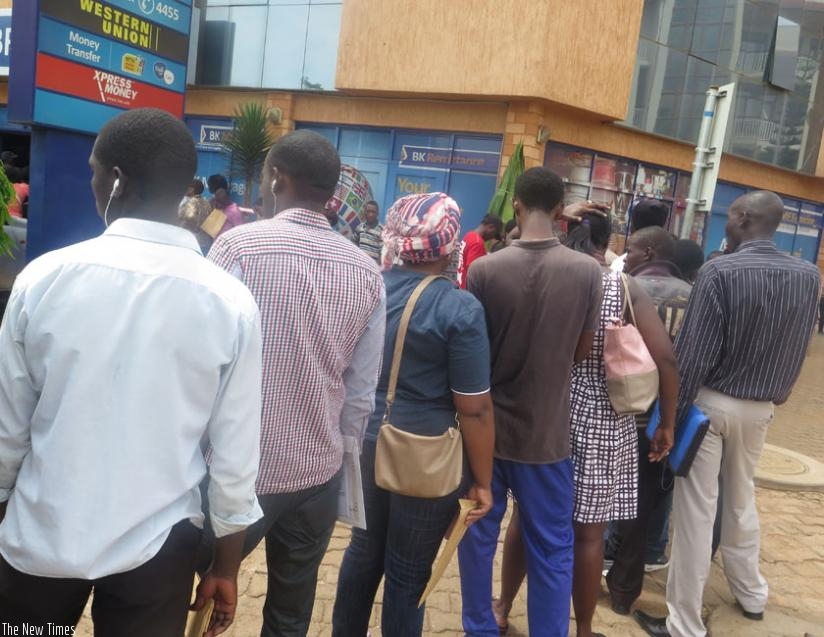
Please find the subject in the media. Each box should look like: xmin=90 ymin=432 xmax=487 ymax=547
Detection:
xmin=492 ymin=597 xmax=510 ymax=634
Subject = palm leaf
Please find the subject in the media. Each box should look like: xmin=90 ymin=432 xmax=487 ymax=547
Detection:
xmin=221 ymin=102 xmax=275 ymax=205
xmin=487 ymin=142 xmax=524 ymax=223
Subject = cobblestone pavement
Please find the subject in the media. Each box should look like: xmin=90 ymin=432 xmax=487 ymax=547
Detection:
xmin=77 ymin=338 xmax=824 ymax=636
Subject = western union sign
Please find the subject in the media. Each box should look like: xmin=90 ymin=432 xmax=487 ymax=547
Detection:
xmin=40 ymin=0 xmax=188 ymax=64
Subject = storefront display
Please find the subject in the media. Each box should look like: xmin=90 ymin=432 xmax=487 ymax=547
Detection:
xmin=545 ymin=142 xmax=823 ymax=263
xmin=546 ymin=143 xmax=681 ymax=239
xmin=297 ymin=123 xmax=502 ymax=236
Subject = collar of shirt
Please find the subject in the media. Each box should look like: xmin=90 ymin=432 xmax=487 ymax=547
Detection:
xmin=631 ymin=260 xmax=683 ymax=278
xmin=512 ymin=237 xmax=561 ymax=250
xmin=104 ymin=217 xmax=201 ymax=255
xmin=734 ymin=239 xmax=779 ymax=254
xmin=278 ymin=207 xmax=336 ymax=232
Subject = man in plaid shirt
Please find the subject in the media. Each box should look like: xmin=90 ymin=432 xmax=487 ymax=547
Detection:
xmin=209 ymin=130 xmax=386 ymax=636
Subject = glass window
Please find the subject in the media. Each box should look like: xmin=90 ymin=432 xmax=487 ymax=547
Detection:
xmin=260 ymin=5 xmax=310 ymax=90
xmin=794 ymin=30 xmax=823 ymax=104
xmin=768 ymin=16 xmax=801 ymax=90
xmin=734 ymin=1 xmax=778 ymax=77
xmin=774 ymin=94 xmax=809 ymax=170
xmin=546 ymin=147 xmax=594 ymax=184
xmin=296 ymin=123 xmax=338 ymax=147
xmin=302 ymin=4 xmax=343 ymax=90
xmin=339 ymin=129 xmax=392 ymax=160
xmin=197 ymin=2 xmax=342 ymax=90
xmin=454 ymin=136 xmax=502 ymax=154
xmin=393 ymin=132 xmax=452 ymax=161
xmin=667 ymin=0 xmax=699 ymax=50
xmin=199 ymin=6 xmax=267 ymax=87
xmin=640 ymin=0 xmax=664 ymax=41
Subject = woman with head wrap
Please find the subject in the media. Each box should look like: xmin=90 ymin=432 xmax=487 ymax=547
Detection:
xmin=332 ymin=193 xmax=495 ymax=637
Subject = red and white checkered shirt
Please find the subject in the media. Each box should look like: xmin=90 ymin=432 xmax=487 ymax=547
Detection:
xmin=209 ymin=208 xmax=386 ymax=494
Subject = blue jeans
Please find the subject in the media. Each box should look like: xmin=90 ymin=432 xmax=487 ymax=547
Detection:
xmin=332 ymin=440 xmax=467 ymax=637
xmin=459 ymin=458 xmax=574 ymax=637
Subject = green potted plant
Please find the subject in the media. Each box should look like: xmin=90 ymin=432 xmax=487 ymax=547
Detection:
xmin=221 ymin=102 xmax=275 ymax=207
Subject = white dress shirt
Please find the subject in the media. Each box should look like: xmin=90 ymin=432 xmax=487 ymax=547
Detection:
xmin=0 ymin=218 xmax=264 ymax=579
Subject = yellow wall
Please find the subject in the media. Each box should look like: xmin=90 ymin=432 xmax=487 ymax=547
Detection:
xmin=336 ymin=0 xmax=643 ymax=121
xmin=0 ymin=1 xmax=10 ymax=9
xmin=185 ymin=88 xmax=508 ymax=135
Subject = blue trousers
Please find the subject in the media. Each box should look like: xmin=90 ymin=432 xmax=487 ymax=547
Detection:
xmin=458 ymin=458 xmax=574 ymax=637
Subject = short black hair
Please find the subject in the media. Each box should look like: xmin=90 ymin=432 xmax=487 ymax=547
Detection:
xmin=207 ymin=174 xmax=229 ymax=192
xmin=267 ymin=130 xmax=341 ymax=202
xmin=190 ymin=179 xmax=205 ymax=195
xmin=94 ymin=108 xmax=196 ymax=202
xmin=482 ymin=214 xmax=504 ymax=231
xmin=673 ymin=239 xmax=705 ymax=279
xmin=514 ymin=167 xmax=564 ymax=213
xmin=630 ymin=199 xmax=670 ymax=232
xmin=564 ymin=212 xmax=612 ymax=255
xmin=631 ymin=226 xmax=676 ymax=261
xmin=364 ymin=200 xmax=379 ymax=209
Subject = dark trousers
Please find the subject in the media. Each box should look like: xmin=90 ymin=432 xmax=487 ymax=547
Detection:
xmin=0 ymin=520 xmax=201 ymax=637
xmin=242 ymin=471 xmax=342 ymax=637
xmin=331 ymin=440 xmax=466 ymax=637
xmin=607 ymin=434 xmax=672 ymax=608
xmin=645 ymin=486 xmax=674 ymax=562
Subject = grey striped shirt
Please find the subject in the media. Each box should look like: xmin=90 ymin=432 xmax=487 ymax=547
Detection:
xmin=674 ymin=240 xmax=820 ymax=421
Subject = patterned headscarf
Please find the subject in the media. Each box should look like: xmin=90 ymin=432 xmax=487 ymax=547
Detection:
xmin=381 ymin=192 xmax=462 ymax=270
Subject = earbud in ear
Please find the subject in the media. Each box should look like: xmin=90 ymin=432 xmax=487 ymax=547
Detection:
xmin=111 ymin=178 xmax=120 ymax=197
xmin=270 ymin=179 xmax=277 ymax=197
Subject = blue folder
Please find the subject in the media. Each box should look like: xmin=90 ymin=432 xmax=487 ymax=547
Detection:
xmin=646 ymin=402 xmax=710 ymax=477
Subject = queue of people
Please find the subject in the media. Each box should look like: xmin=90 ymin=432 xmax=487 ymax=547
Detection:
xmin=0 ymin=107 xmax=819 ymax=637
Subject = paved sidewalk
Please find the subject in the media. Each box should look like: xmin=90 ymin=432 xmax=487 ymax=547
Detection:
xmin=77 ymin=338 xmax=824 ymax=636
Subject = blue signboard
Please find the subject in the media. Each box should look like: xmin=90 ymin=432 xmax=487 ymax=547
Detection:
xmin=0 ymin=9 xmax=10 ymax=76
xmin=399 ymin=144 xmax=501 ymax=173
xmin=9 ymin=0 xmax=192 ymax=134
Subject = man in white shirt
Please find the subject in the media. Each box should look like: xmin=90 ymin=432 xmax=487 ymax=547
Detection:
xmin=0 ymin=108 xmax=263 ymax=637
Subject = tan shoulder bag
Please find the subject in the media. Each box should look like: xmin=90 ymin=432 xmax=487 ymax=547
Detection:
xmin=374 ymin=275 xmax=464 ymax=498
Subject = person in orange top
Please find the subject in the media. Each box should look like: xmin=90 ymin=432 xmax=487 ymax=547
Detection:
xmin=457 ymin=215 xmax=503 ymax=289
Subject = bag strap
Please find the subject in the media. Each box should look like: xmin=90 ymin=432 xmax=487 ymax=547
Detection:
xmin=620 ymin=273 xmax=638 ymax=326
xmin=383 ymin=275 xmax=445 ymax=421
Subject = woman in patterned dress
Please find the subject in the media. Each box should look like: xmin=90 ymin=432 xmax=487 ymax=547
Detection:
xmin=564 ymin=213 xmax=678 ymax=637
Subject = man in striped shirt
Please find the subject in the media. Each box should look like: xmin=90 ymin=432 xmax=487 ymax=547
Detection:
xmin=208 ymin=130 xmax=386 ymax=637
xmin=354 ymin=200 xmax=384 ymax=265
xmin=635 ymin=191 xmax=820 ymax=637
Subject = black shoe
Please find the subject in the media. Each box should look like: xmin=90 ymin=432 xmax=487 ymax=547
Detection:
xmin=736 ymin=599 xmax=764 ymax=621
xmin=611 ymin=599 xmax=631 ymax=616
xmin=633 ymin=610 xmax=671 ymax=637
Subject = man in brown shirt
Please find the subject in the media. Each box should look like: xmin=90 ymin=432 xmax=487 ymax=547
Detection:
xmin=458 ymin=167 xmax=603 ymax=637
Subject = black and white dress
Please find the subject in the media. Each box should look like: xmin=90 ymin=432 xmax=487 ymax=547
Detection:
xmin=570 ymin=270 xmax=638 ymax=524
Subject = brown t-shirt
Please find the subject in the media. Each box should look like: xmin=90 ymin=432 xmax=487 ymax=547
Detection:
xmin=467 ymin=238 xmax=603 ymax=463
